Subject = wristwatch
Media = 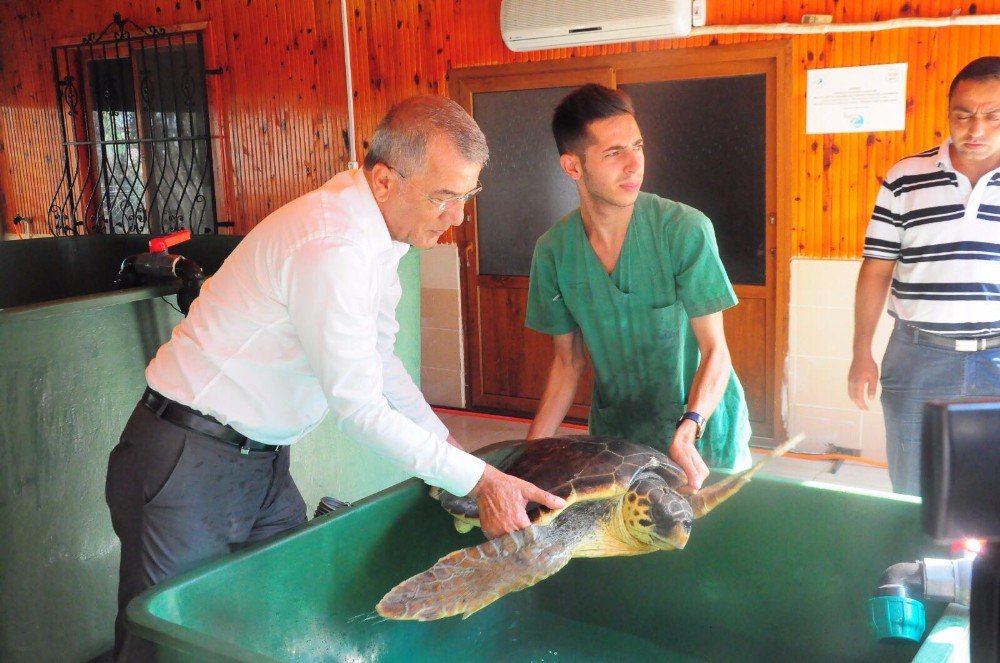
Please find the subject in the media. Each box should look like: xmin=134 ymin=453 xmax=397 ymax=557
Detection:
xmin=675 ymin=411 xmax=706 ymax=439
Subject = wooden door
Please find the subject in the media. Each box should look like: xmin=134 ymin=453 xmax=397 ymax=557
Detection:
xmin=451 ymin=46 xmax=785 ymax=438
xmin=451 ymin=68 xmax=614 ymax=421
xmin=617 ymin=60 xmax=777 ymax=438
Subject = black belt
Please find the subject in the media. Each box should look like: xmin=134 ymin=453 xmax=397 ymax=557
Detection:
xmin=141 ymin=388 xmax=280 ymax=454
xmin=906 ymin=325 xmax=1000 ymax=352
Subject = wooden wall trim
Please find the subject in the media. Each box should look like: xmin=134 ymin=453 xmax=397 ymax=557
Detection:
xmin=774 ymin=38 xmax=794 ymax=442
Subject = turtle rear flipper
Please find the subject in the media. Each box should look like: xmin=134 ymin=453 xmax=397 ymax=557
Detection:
xmin=376 ymin=525 xmax=574 ymax=621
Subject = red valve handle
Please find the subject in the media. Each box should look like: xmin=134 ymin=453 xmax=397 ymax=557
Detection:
xmin=951 ymin=538 xmax=986 ymax=555
xmin=149 ymin=230 xmax=191 ymax=253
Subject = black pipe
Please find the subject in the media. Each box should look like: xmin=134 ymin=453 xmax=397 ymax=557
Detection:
xmin=874 ymin=561 xmax=925 ymax=599
xmin=314 ymin=497 xmax=352 ymax=518
xmin=115 ymin=253 xmax=205 ymax=316
xmin=971 ymin=549 xmax=1000 ymax=662
xmin=173 ymin=257 xmax=205 ymax=316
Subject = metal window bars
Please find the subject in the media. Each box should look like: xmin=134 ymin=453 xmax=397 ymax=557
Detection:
xmin=48 ymin=13 xmax=219 ymax=236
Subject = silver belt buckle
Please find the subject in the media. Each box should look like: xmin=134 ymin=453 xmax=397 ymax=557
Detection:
xmin=955 ymin=338 xmax=979 ymax=352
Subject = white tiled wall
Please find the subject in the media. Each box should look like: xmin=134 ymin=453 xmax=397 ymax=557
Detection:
xmin=787 ymin=258 xmax=893 ymax=461
xmin=419 ymin=245 xmax=465 ymax=408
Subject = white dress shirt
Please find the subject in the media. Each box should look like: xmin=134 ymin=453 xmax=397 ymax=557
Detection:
xmin=146 ymin=168 xmax=485 ymax=496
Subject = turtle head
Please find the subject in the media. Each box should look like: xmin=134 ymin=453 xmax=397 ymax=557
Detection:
xmin=621 ymin=475 xmax=693 ymax=550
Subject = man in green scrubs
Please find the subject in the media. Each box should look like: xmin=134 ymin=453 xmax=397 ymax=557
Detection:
xmin=526 ymin=84 xmax=752 ymax=491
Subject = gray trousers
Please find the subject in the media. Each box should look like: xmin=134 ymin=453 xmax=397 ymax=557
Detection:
xmin=106 ymin=401 xmax=307 ymax=661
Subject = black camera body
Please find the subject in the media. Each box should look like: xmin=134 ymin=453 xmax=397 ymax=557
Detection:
xmin=921 ymin=399 xmax=1000 ymax=661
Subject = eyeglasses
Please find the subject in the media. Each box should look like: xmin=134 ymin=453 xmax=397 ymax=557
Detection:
xmin=388 ymin=165 xmax=483 ymax=214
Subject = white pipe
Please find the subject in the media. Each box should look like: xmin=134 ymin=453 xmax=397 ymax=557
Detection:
xmin=691 ymin=13 xmax=1000 ymax=36
xmin=340 ymin=0 xmax=359 ymax=170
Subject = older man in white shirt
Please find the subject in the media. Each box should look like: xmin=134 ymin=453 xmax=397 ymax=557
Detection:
xmin=106 ymin=95 xmax=565 ymax=661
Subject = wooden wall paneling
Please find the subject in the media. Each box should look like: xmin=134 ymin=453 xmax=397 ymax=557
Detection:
xmin=0 ymin=1 xmax=353 ymax=235
xmin=2 ymin=1 xmax=998 ymax=247
xmin=0 ymin=117 xmax=7 ymax=234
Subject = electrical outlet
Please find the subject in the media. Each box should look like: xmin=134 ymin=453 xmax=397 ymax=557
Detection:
xmin=801 ymin=14 xmax=833 ymax=24
xmin=692 ymin=0 xmax=706 ymax=28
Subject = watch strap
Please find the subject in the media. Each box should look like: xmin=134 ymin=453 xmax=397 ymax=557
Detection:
xmin=676 ymin=411 xmax=705 ymax=439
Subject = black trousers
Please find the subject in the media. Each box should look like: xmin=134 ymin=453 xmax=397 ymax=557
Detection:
xmin=105 ymin=401 xmax=307 ymax=662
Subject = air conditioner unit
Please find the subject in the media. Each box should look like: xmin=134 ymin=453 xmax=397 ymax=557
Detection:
xmin=500 ymin=0 xmax=693 ymax=52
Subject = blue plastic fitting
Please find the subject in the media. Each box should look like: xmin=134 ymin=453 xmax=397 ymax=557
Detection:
xmin=868 ymin=595 xmax=926 ymax=643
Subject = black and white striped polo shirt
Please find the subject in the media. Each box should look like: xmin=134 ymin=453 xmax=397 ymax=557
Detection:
xmin=864 ymin=140 xmax=1000 ymax=338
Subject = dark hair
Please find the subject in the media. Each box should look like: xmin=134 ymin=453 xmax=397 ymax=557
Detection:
xmin=552 ymin=84 xmax=635 ymax=156
xmin=949 ymin=57 xmax=1000 ymax=99
xmin=363 ymin=95 xmax=488 ymax=174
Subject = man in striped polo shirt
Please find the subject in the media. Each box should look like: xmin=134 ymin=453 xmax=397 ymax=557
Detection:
xmin=849 ymin=57 xmax=1000 ymax=496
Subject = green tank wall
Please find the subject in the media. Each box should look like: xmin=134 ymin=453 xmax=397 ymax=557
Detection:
xmin=128 ymin=476 xmax=954 ymax=662
xmin=0 ymin=247 xmax=423 ymax=662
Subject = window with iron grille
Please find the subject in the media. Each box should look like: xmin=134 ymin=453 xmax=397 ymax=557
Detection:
xmin=49 ymin=13 xmax=220 ymax=236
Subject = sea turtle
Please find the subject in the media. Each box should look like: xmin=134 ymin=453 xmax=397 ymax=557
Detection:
xmin=377 ymin=433 xmax=802 ymax=621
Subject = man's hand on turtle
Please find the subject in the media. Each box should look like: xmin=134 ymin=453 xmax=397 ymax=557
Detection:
xmin=669 ymin=428 xmax=709 ymax=495
xmin=468 ymin=465 xmax=567 ymax=539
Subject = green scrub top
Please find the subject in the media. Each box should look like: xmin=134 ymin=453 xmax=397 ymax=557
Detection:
xmin=526 ymin=193 xmax=751 ymax=470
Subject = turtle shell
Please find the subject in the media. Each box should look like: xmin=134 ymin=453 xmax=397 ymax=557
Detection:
xmin=437 ymin=435 xmax=685 ymax=526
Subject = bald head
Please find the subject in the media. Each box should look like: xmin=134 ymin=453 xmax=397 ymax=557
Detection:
xmin=363 ymin=95 xmax=489 ymax=176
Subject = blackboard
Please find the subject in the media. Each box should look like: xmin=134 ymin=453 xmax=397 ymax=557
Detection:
xmin=623 ymin=75 xmax=766 ymax=285
xmin=473 ymin=75 xmax=766 ymax=285
xmin=474 ymin=86 xmax=579 ymax=277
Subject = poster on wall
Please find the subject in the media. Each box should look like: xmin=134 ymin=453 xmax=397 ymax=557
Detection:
xmin=806 ymin=63 xmax=908 ymax=134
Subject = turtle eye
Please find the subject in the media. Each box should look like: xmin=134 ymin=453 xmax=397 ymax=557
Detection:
xmin=682 ymin=519 xmax=693 ymax=532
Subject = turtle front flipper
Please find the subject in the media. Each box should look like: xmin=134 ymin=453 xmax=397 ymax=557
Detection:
xmin=376 ymin=525 xmax=574 ymax=621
